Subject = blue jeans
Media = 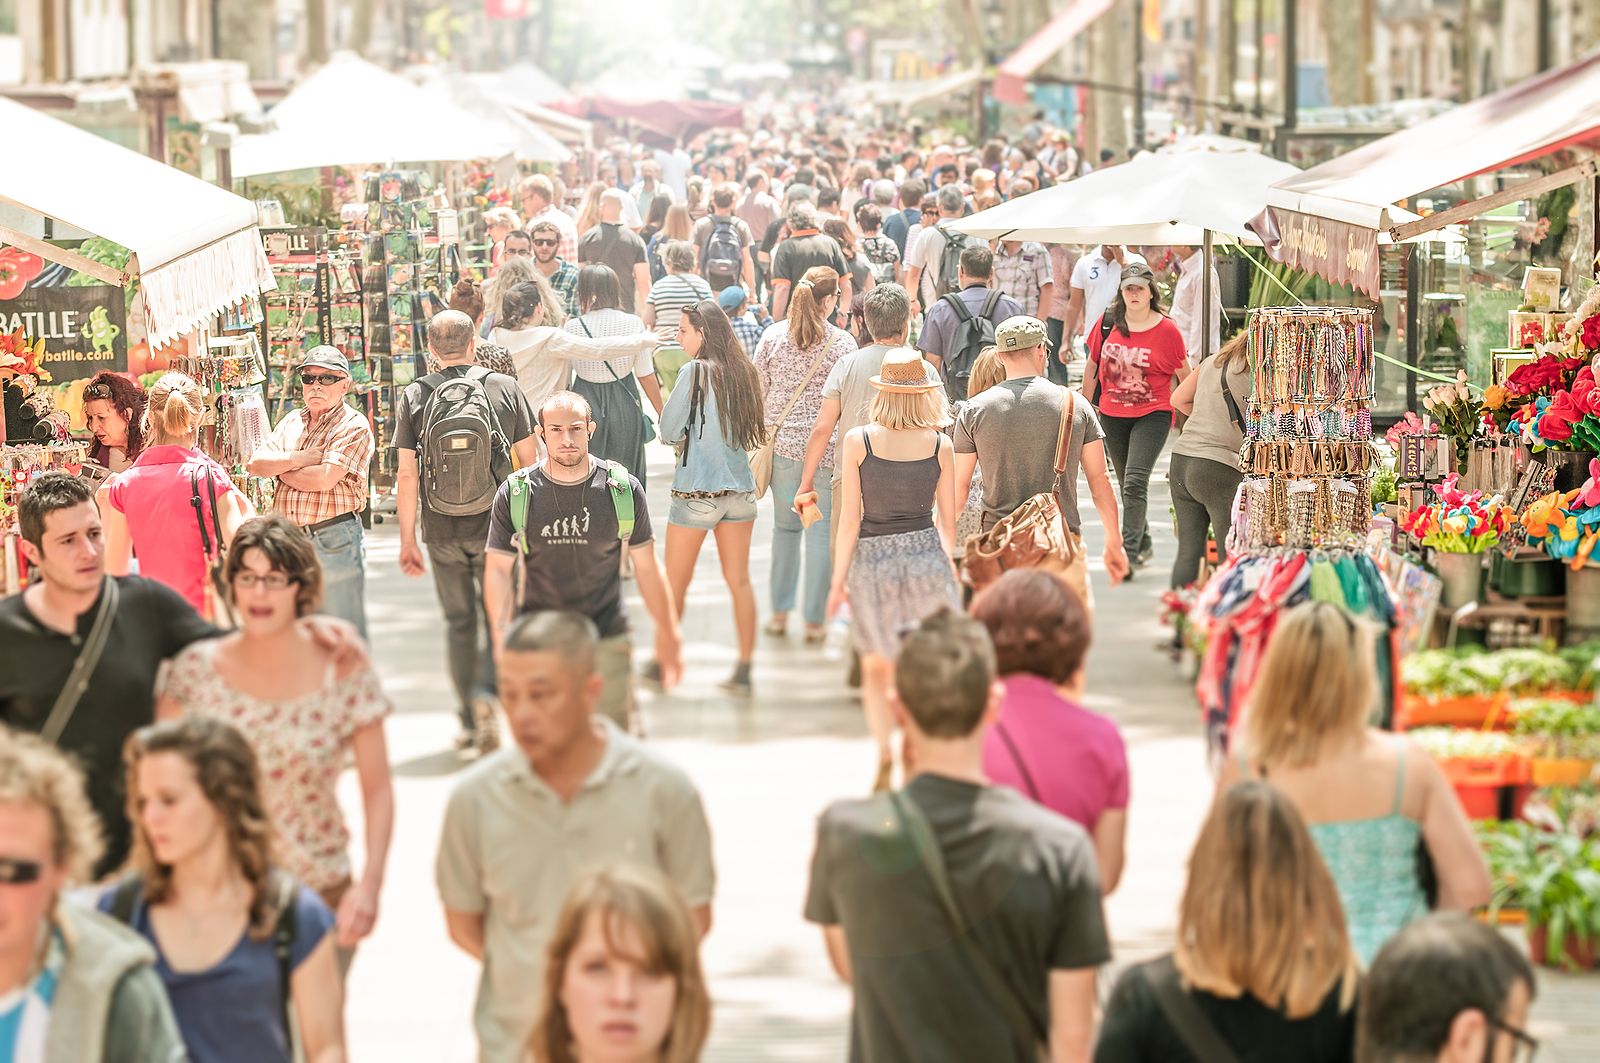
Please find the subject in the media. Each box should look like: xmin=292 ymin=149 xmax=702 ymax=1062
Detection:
xmin=309 ymin=516 xmax=367 ymax=640
xmin=769 ymin=454 xmax=833 ymax=626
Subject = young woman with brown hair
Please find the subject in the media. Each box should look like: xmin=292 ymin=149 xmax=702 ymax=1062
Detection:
xmin=654 ymin=300 xmax=766 ymax=694
xmin=751 ymin=265 xmax=857 ymax=642
xmin=1096 ymin=780 xmax=1359 ymax=1061
xmin=1217 ymin=601 xmax=1491 ymax=964
xmin=101 ymin=715 xmax=345 ymax=1063
xmin=530 ymin=865 xmax=711 ymax=1063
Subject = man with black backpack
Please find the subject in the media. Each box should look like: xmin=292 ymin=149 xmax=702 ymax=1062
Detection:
xmin=690 ymin=183 xmax=755 ymax=294
xmin=395 ymin=310 xmax=540 ymax=754
xmin=903 ymin=185 xmax=977 ymax=318
xmin=917 ymin=245 xmax=1022 ymax=404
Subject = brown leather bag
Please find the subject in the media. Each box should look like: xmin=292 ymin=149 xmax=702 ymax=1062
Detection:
xmin=961 ymin=387 xmax=1081 ymax=592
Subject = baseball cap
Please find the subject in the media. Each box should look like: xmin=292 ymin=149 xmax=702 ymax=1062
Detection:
xmin=1120 ymin=263 xmax=1156 ymax=291
xmin=716 ymin=286 xmax=748 ymax=313
xmin=994 ymin=316 xmax=1049 ymax=354
xmin=297 ymin=345 xmax=350 ymax=375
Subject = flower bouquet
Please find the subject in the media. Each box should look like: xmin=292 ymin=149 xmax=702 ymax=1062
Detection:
xmin=1423 ymin=370 xmax=1480 ymax=472
xmin=1403 ymin=474 xmax=1509 ymax=554
xmin=0 ymin=328 xmax=50 ymax=390
xmin=1522 ymin=460 xmax=1600 ymax=569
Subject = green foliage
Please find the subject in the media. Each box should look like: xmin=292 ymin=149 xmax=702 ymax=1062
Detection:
xmin=1406 ymin=727 xmax=1522 ymax=759
xmin=1511 ymin=698 xmax=1600 ymax=759
xmin=1370 ymin=465 xmax=1397 ymax=507
xmin=1477 ymin=819 xmax=1600 ymax=969
xmin=1401 ymin=646 xmax=1582 ymax=699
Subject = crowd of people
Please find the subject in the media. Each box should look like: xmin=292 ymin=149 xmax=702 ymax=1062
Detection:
xmin=0 ymin=116 xmax=1540 ymax=1063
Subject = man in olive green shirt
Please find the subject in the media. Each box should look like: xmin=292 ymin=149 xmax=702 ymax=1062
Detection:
xmin=435 ymin=611 xmax=715 ymax=1062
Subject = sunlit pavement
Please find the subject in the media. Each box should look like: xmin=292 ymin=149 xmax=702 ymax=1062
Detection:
xmin=342 ymin=439 xmax=1598 ymax=1061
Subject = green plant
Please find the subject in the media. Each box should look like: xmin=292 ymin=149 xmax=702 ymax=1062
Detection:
xmin=1371 ymin=465 xmax=1397 ymax=507
xmin=1402 ymin=647 xmax=1575 ymax=699
xmin=1511 ymin=698 xmax=1600 ymax=758
xmin=1523 ymin=784 xmax=1600 ymax=840
xmin=1478 ymin=820 xmax=1600 ymax=970
xmin=1558 ymin=643 xmax=1600 ymax=693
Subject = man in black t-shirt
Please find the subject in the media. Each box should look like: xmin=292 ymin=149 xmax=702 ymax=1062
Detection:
xmin=484 ymin=391 xmax=682 ymax=733
xmin=804 ymin=609 xmax=1109 ymax=1063
xmin=0 ymin=474 xmax=358 ymax=876
xmin=395 ymin=310 xmax=539 ymax=752
xmin=576 ymin=189 xmax=650 ymax=314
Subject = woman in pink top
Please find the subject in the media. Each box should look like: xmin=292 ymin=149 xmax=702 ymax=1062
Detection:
xmin=101 ymin=372 xmax=253 ymax=617
xmin=971 ymin=569 xmax=1129 ymax=894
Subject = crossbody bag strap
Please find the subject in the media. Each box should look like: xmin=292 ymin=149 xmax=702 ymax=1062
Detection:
xmin=272 ymin=873 xmax=299 ymax=1051
xmin=40 ymin=576 xmax=119 ymax=745
xmin=203 ymin=468 xmax=225 ymax=558
xmin=190 ymin=469 xmax=212 ymax=558
xmin=1140 ymin=956 xmax=1242 ymax=1063
xmin=888 ymin=791 xmax=1048 ymax=1048
xmin=772 ymin=336 xmax=834 ymax=430
xmin=995 ymin=722 xmax=1041 ymax=802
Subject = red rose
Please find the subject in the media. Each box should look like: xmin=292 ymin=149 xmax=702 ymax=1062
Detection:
xmin=1539 ymin=391 xmax=1581 ymax=442
xmin=1573 ymin=368 xmax=1599 ymax=416
xmin=1583 ymin=314 xmax=1600 ymax=351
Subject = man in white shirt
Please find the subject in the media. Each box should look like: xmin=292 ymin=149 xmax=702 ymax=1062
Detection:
xmin=1063 ymin=245 xmax=1148 ymax=351
xmin=1169 ymin=247 xmax=1223 ymax=365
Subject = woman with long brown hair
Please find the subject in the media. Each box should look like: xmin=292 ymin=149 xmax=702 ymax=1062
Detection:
xmin=1217 ymin=601 xmax=1490 ymax=964
xmin=647 ymin=204 xmax=694 ymax=284
xmin=1167 ymin=329 xmax=1250 ymax=587
xmin=654 ymin=299 xmax=766 ymax=694
xmin=1096 ymin=781 xmax=1359 ymax=1061
xmin=751 ymin=266 xmax=856 ymax=643
xmin=530 ymin=865 xmax=711 ymax=1063
xmin=101 ymin=715 xmax=345 ymax=1063
xmin=81 ymin=369 xmax=147 ymax=473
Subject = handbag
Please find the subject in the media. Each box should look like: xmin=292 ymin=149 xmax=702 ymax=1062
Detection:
xmin=961 ymin=387 xmax=1082 ymax=592
xmin=888 ymin=790 xmax=1048 ymax=1054
xmin=1138 ymin=956 xmax=1242 ymax=1063
xmin=39 ymin=576 xmax=119 ymax=745
xmin=749 ymin=333 xmax=833 ymax=498
xmin=190 ymin=467 xmax=236 ymax=628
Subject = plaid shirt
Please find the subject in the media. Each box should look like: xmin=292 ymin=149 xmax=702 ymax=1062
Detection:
xmin=266 ymin=402 xmax=374 ymax=526
xmin=729 ymin=310 xmax=770 ymax=356
xmin=546 ymin=260 xmax=580 ymax=317
xmin=992 ymin=241 xmax=1054 ymax=318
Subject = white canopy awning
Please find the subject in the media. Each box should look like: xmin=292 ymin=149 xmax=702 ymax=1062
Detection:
xmin=0 ymin=96 xmax=272 ymax=349
xmin=420 ymin=74 xmax=572 ymax=163
xmin=233 ymin=53 xmax=515 ymax=178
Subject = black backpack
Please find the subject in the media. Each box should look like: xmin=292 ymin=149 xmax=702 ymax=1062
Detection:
xmin=862 ymin=234 xmax=900 ymax=286
xmin=417 ymin=365 xmax=510 ymax=516
xmin=939 ymin=289 xmax=1003 ymax=403
xmin=701 ymin=217 xmax=743 ymax=291
xmin=934 ymin=227 xmax=976 ymax=298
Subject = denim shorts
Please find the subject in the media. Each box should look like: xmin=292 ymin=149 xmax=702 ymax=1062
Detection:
xmin=669 ymin=491 xmax=758 ymax=529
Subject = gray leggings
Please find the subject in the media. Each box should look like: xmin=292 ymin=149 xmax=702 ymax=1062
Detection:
xmin=1169 ymin=453 xmax=1243 ymax=589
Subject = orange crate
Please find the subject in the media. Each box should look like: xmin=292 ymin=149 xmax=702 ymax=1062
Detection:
xmin=1397 ymin=693 xmax=1511 ymax=731
xmin=1437 ymin=755 xmax=1531 ymax=788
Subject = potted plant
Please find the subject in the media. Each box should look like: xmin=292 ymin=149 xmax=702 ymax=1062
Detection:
xmin=1510 ymin=698 xmax=1600 ymax=786
xmin=1403 ymin=475 xmax=1509 ymax=609
xmin=1409 ymin=727 xmax=1531 ymax=819
xmin=1481 ymin=820 xmax=1600 ymax=970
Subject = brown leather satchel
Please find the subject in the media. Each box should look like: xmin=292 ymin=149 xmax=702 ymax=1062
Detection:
xmin=961 ymin=387 xmax=1081 ymax=592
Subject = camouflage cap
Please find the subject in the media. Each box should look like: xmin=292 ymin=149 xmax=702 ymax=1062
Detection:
xmin=994 ymin=315 xmax=1049 ymax=353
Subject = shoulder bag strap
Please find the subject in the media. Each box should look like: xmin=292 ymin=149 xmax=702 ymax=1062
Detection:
xmin=1140 ymin=956 xmax=1242 ymax=1063
xmin=1218 ymin=366 xmax=1247 ymax=433
xmin=40 ymin=576 xmax=119 ymax=745
xmin=203 ymin=468 xmax=225 ymax=558
xmin=772 ymin=338 xmax=833 ymax=431
xmin=108 ymin=872 xmax=144 ymax=926
xmin=888 ymin=790 xmax=1048 ymax=1048
xmin=272 ymin=873 xmax=299 ymax=1050
xmin=995 ymin=723 xmax=1041 ymax=802
xmin=190 ymin=469 xmax=212 ymax=558
xmin=1054 ymin=386 xmax=1075 ymax=476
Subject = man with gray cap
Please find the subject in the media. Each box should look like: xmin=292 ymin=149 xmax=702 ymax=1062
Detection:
xmin=954 ymin=315 xmax=1130 ymax=609
xmin=248 ymin=345 xmax=376 ymax=635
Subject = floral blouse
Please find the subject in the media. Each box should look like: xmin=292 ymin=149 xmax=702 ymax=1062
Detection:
xmin=160 ymin=640 xmax=391 ymax=892
xmin=752 ymin=320 xmax=856 ymax=465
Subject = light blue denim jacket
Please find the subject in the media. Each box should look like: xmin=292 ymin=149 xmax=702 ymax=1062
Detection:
xmin=659 ymin=360 xmax=757 ymax=494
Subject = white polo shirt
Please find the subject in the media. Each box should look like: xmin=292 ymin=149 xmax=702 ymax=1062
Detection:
xmin=1070 ymin=248 xmax=1148 ymax=338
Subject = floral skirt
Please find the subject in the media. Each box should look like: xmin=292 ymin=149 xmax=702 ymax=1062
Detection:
xmin=847 ymin=526 xmax=961 ymax=658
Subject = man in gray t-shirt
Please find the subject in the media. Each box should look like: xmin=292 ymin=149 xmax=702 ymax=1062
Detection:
xmin=953 ymin=316 xmax=1130 ymax=585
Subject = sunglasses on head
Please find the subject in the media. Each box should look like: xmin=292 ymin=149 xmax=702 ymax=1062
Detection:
xmin=0 ymin=857 xmax=43 ymax=885
xmin=84 ymin=382 xmax=115 ymax=400
xmin=299 ymin=371 xmax=345 ymax=387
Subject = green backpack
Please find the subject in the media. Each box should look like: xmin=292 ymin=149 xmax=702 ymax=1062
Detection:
xmin=505 ymin=461 xmax=635 ymax=556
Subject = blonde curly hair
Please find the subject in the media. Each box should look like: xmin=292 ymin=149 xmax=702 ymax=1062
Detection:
xmin=0 ymin=727 xmax=105 ymax=883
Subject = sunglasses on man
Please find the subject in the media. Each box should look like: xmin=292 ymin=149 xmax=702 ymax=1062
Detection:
xmin=0 ymin=857 xmax=43 ymax=884
xmin=299 ymin=371 xmax=346 ymax=388
xmin=530 ymin=238 xmax=559 ymax=248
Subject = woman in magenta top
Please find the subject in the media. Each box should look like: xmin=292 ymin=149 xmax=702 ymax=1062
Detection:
xmin=1086 ymin=262 xmax=1189 ymax=574
xmin=101 ymin=371 xmax=253 ymax=616
xmin=971 ymin=570 xmax=1129 ymax=895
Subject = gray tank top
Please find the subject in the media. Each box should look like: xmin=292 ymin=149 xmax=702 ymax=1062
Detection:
xmin=858 ymin=429 xmax=940 ymax=538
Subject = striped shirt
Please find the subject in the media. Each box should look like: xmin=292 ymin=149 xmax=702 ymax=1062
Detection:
xmin=563 ymin=308 xmax=658 ymax=383
xmin=265 ymin=402 xmax=374 ymax=526
xmin=646 ymin=273 xmax=713 ymax=342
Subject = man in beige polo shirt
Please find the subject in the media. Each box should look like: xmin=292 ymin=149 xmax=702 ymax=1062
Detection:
xmin=435 ymin=611 xmax=714 ymax=1062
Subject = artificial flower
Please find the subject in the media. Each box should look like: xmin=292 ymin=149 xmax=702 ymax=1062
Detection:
xmin=1482 ymin=384 xmax=1509 ymax=410
xmin=1578 ymin=459 xmax=1600 ymax=510
xmin=1582 ymin=313 xmax=1600 ymax=352
xmin=1537 ymin=391 xmax=1582 ymax=444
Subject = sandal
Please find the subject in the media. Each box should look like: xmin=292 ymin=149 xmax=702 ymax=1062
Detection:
xmin=762 ymin=616 xmax=789 ymax=638
xmin=803 ymin=625 xmax=827 ymax=646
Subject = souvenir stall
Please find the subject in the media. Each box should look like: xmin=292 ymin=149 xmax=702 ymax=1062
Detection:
xmin=257 ymin=226 xmax=368 ymax=426
xmin=1192 ymin=306 xmax=1403 ymax=751
xmin=0 ymin=330 xmax=87 ymax=594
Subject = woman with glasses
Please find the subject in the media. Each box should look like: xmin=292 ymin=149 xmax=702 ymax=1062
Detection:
xmin=82 ymin=370 xmax=148 ymax=474
xmin=1216 ymin=601 xmax=1491 ymax=964
xmin=751 ymin=266 xmax=856 ymax=644
xmin=155 ymin=515 xmax=394 ymax=975
xmin=654 ymin=299 xmax=766 ymax=694
xmin=1096 ymin=781 xmax=1360 ymax=1062
xmin=101 ymin=372 xmax=254 ymax=617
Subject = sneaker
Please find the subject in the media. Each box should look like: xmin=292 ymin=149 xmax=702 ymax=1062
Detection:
xmin=718 ymin=662 xmax=753 ymax=697
xmin=1133 ymin=546 xmax=1155 ymax=568
xmin=471 ymin=695 xmax=501 ymax=754
xmin=640 ymin=659 xmax=663 ymax=689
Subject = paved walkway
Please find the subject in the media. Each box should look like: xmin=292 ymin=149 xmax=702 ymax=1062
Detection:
xmin=344 ymin=440 xmax=1597 ymax=1060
